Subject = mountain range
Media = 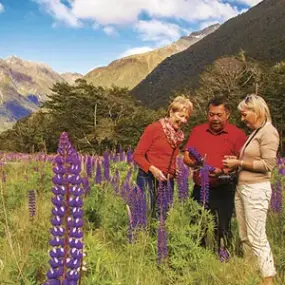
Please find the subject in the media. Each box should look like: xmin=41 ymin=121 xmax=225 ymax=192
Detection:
xmin=132 ymin=0 xmax=285 ymax=107
xmin=84 ymin=24 xmax=220 ymax=89
xmin=1 ymin=0 xmax=285 ymax=131
xmin=0 ymin=56 xmax=83 ymax=131
xmin=0 ymin=24 xmax=219 ymax=131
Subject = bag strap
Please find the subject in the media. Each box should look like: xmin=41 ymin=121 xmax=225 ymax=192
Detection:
xmin=240 ymin=121 xmax=267 ymax=158
xmin=166 ymin=147 xmax=177 ymax=177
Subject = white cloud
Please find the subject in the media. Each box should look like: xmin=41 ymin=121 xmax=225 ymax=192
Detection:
xmin=135 ymin=20 xmax=183 ymax=45
xmin=35 ymin=0 xmax=242 ymax=27
xmin=34 ymin=0 xmax=81 ymax=27
xmin=82 ymin=0 xmax=240 ymax=24
xmin=103 ymin=26 xmax=118 ymax=37
xmin=232 ymin=0 xmax=262 ymax=6
xmin=34 ymin=0 xmax=258 ymax=44
xmin=72 ymin=0 xmax=144 ymax=25
xmin=119 ymin=46 xmax=153 ymax=58
xmin=0 ymin=3 xmax=4 ymax=13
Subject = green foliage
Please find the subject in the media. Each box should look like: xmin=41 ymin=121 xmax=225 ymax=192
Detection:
xmin=190 ymin=54 xmax=264 ymax=126
xmin=97 ymin=186 xmax=129 ymax=245
xmin=0 ymin=81 xmax=161 ymax=153
xmin=1 ymin=55 xmax=285 ymax=153
xmin=261 ymin=62 xmax=285 ymax=154
xmin=84 ymin=185 xmax=105 ymax=229
xmin=1 ymin=159 xmax=285 ymax=284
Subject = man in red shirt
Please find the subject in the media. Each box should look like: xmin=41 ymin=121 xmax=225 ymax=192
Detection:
xmin=184 ymin=96 xmax=247 ymax=258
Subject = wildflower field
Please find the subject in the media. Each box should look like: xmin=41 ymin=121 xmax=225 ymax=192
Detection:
xmin=0 ymin=133 xmax=284 ymax=285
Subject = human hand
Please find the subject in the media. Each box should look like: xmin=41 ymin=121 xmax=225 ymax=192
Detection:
xmin=149 ymin=165 xmax=167 ymax=181
xmin=222 ymin=158 xmax=240 ymax=169
xmin=224 ymin=155 xmax=237 ymax=160
xmin=209 ymin=167 xmax=223 ymax=177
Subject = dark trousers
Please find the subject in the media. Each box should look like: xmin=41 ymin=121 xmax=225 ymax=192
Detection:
xmin=192 ymin=183 xmax=235 ymax=248
xmin=136 ymin=168 xmax=174 ymax=218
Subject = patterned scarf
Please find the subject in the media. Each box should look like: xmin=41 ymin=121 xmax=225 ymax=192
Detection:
xmin=159 ymin=117 xmax=184 ymax=148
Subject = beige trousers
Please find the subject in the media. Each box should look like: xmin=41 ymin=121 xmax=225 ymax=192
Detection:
xmin=235 ymin=182 xmax=276 ymax=277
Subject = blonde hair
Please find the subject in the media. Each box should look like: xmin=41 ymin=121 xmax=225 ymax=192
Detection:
xmin=167 ymin=95 xmax=193 ymax=116
xmin=238 ymin=94 xmax=272 ymax=123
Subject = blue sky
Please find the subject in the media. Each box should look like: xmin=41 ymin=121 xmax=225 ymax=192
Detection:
xmin=0 ymin=0 xmax=261 ymax=74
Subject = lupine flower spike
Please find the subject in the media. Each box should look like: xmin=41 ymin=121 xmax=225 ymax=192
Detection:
xmin=188 ymin=147 xmax=215 ymax=208
xmin=270 ymin=180 xmax=282 ymax=213
xmin=45 ymin=132 xmax=84 ymax=285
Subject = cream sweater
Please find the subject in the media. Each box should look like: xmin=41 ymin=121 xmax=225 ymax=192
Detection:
xmin=238 ymin=123 xmax=280 ymax=185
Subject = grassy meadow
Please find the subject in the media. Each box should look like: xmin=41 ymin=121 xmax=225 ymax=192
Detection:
xmin=0 ymin=148 xmax=284 ymax=285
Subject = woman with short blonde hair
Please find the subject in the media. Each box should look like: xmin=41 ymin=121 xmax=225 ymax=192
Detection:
xmin=167 ymin=96 xmax=193 ymax=117
xmin=133 ymin=95 xmax=193 ymax=218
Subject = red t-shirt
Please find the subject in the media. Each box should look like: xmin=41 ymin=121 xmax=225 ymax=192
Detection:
xmin=133 ymin=121 xmax=180 ymax=176
xmin=185 ymin=123 xmax=247 ymax=186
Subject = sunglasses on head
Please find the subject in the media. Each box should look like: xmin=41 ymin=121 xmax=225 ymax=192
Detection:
xmin=244 ymin=94 xmax=255 ymax=103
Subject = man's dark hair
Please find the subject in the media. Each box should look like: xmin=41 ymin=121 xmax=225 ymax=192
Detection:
xmin=207 ymin=96 xmax=231 ymax=112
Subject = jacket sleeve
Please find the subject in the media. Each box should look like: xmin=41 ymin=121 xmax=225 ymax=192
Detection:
xmin=253 ymin=128 xmax=280 ymax=172
xmin=133 ymin=123 xmax=156 ymax=172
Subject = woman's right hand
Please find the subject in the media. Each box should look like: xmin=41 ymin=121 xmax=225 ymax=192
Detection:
xmin=149 ymin=165 xmax=167 ymax=181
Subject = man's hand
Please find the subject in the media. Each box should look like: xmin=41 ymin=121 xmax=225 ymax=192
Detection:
xmin=209 ymin=167 xmax=223 ymax=177
xmin=149 ymin=165 xmax=167 ymax=181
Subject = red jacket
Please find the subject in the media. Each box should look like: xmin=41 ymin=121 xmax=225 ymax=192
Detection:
xmin=133 ymin=121 xmax=180 ymax=176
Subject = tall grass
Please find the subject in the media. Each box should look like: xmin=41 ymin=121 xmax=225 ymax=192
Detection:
xmin=0 ymin=156 xmax=284 ymax=284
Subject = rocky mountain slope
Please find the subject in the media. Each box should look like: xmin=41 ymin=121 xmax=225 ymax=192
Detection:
xmin=0 ymin=56 xmax=66 ymax=131
xmin=132 ymin=0 xmax=285 ymax=108
xmin=84 ymin=24 xmax=220 ymax=89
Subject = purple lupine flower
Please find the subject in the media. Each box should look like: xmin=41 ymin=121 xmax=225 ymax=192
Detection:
xmin=112 ymin=151 xmax=118 ymax=163
xmin=119 ymin=145 xmax=124 ymax=161
xmin=120 ymin=168 xmax=133 ymax=201
xmin=270 ymin=180 xmax=283 ymax=213
xmin=103 ymin=151 xmax=110 ymax=181
xmin=165 ymin=179 xmax=174 ymax=207
xmin=127 ymin=186 xmax=147 ymax=243
xmin=176 ymin=157 xmax=189 ymax=202
xmin=188 ymin=147 xmax=203 ymax=164
xmin=94 ymin=162 xmax=102 ymax=185
xmin=81 ymin=176 xmax=90 ymax=196
xmin=199 ymin=166 xmax=210 ymax=209
xmin=188 ymin=147 xmax=215 ymax=208
xmin=127 ymin=147 xmax=133 ymax=164
xmin=157 ymin=212 xmax=167 ymax=264
xmin=218 ymin=247 xmax=230 ymax=263
xmin=85 ymin=156 xmax=92 ymax=178
xmin=277 ymin=157 xmax=285 ymax=176
xmin=111 ymin=168 xmax=120 ymax=194
xmin=28 ymin=190 xmax=36 ymax=218
xmin=44 ymin=132 xmax=84 ymax=285
xmin=127 ymin=189 xmax=138 ymax=243
xmin=157 ymin=181 xmax=169 ymax=221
